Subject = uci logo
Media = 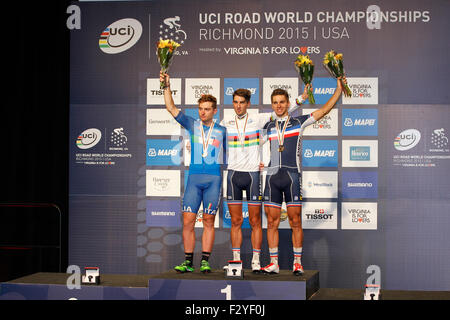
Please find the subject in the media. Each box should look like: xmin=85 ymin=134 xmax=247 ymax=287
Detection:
xmin=99 ymin=18 xmax=142 ymax=54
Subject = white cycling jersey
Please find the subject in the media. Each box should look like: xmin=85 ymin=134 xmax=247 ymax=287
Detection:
xmin=221 ymin=111 xmax=272 ymax=172
xmin=220 ymin=97 xmax=304 ymax=172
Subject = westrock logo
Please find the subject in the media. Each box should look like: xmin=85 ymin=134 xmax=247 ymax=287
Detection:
xmin=76 ymin=128 xmax=102 ymax=149
xmin=99 ymin=18 xmax=142 ymax=54
xmin=394 ymin=129 xmax=421 ymax=151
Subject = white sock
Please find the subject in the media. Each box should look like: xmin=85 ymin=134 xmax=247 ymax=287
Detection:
xmin=269 ymin=247 xmax=278 ymax=264
xmin=232 ymin=248 xmax=240 ymax=261
xmin=294 ymin=247 xmax=303 ymax=265
xmin=252 ymin=248 xmax=261 ymax=262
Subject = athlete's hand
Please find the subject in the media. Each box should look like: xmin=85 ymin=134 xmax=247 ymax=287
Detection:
xmin=259 ymin=162 xmax=265 ymax=171
xmin=160 ymin=71 xmax=170 ymax=88
xmin=302 ymin=84 xmax=311 ymax=100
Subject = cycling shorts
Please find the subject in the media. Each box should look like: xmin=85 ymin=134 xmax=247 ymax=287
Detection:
xmin=226 ymin=170 xmax=262 ymax=206
xmin=183 ymin=173 xmax=222 ymax=215
xmin=263 ymin=168 xmax=302 ymax=209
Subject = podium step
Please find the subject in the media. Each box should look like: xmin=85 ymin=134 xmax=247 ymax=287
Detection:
xmin=148 ymin=269 xmax=319 ymax=300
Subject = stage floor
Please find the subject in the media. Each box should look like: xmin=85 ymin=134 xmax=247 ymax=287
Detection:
xmin=3 ymin=272 xmax=450 ymax=300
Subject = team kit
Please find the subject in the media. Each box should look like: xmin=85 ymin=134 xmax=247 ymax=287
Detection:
xmin=159 ymin=71 xmax=345 ymax=275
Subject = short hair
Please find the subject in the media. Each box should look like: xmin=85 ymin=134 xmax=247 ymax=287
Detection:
xmin=233 ymin=88 xmax=251 ymax=102
xmin=271 ymin=89 xmax=290 ymax=103
xmin=198 ymin=94 xmax=217 ymax=109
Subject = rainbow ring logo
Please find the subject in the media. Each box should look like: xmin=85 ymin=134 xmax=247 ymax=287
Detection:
xmin=99 ymin=18 xmax=142 ymax=54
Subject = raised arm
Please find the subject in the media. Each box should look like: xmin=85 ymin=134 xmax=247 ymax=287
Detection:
xmin=160 ymin=71 xmax=180 ymax=118
xmin=311 ymin=77 xmax=345 ymax=121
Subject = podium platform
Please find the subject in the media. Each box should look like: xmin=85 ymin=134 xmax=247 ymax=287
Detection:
xmin=148 ymin=269 xmax=319 ymax=300
xmin=0 ymin=269 xmax=319 ymax=300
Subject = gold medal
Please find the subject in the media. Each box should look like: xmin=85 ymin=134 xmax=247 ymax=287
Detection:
xmin=275 ymin=116 xmax=290 ymax=153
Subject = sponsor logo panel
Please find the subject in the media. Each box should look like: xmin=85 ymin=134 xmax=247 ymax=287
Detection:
xmin=302 ymin=171 xmax=338 ymax=198
xmin=341 ymin=202 xmax=377 ymax=230
xmin=302 ymin=109 xmax=338 ymax=136
xmin=302 ymin=202 xmax=337 ymax=229
xmin=224 ymin=78 xmax=259 ymax=105
xmin=342 ymin=171 xmax=378 ymax=199
xmin=302 ymin=140 xmax=338 ymax=167
xmin=146 ymin=139 xmax=182 ymax=166
xmin=262 ymin=78 xmax=298 ymax=105
xmin=342 ymin=109 xmax=378 ymax=136
xmin=146 ymin=109 xmax=181 ymax=136
xmin=185 ymin=78 xmax=221 ymax=105
xmin=342 ymin=140 xmax=378 ymax=167
xmin=147 ymin=78 xmax=182 ymax=105
xmin=342 ymin=77 xmax=378 ymax=105
xmin=146 ymin=200 xmax=181 ymax=227
xmin=146 ymin=170 xmax=180 ymax=197
xmin=308 ymin=78 xmax=337 ymax=105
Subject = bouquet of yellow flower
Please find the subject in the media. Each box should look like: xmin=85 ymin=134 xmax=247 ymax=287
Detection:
xmin=323 ymin=50 xmax=352 ymax=97
xmin=294 ymin=54 xmax=315 ymax=104
xmin=156 ymin=39 xmax=181 ymax=89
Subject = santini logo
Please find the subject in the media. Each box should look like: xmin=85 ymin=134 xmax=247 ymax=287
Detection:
xmin=99 ymin=18 xmax=142 ymax=54
xmin=394 ymin=129 xmax=421 ymax=151
xmin=76 ymin=128 xmax=102 ymax=149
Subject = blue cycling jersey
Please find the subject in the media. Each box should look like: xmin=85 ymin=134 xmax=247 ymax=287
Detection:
xmin=175 ymin=112 xmax=227 ymax=176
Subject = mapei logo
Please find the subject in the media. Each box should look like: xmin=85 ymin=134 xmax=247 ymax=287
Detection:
xmin=394 ymin=129 xmax=421 ymax=151
xmin=76 ymin=128 xmax=102 ymax=149
xmin=342 ymin=109 xmax=378 ymax=136
xmin=99 ymin=18 xmax=142 ymax=54
xmin=224 ymin=78 xmax=260 ymax=105
xmin=309 ymin=78 xmax=337 ymax=105
xmin=302 ymin=140 xmax=338 ymax=167
xmin=146 ymin=139 xmax=181 ymax=166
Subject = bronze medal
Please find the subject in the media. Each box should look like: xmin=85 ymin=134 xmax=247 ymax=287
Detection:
xmin=278 ymin=145 xmax=284 ymax=152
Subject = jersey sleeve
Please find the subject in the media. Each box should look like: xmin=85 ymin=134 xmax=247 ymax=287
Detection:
xmin=174 ymin=111 xmax=195 ymax=134
xmin=260 ymin=121 xmax=271 ymax=145
xmin=297 ymin=114 xmax=316 ymax=128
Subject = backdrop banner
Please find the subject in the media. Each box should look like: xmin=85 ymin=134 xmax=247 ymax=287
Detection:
xmin=69 ymin=0 xmax=450 ymax=290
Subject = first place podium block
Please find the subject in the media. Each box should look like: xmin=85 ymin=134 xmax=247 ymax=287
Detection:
xmin=148 ymin=269 xmax=319 ymax=300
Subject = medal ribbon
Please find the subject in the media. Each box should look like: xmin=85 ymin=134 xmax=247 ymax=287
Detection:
xmin=275 ymin=116 xmax=290 ymax=148
xmin=200 ymin=119 xmax=216 ymax=157
xmin=235 ymin=113 xmax=248 ymax=148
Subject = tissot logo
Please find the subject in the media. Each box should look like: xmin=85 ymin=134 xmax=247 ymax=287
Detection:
xmin=99 ymin=18 xmax=142 ymax=54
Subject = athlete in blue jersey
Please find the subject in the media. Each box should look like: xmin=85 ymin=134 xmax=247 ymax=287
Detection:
xmin=161 ymin=72 xmax=227 ymax=273
xmin=261 ymin=77 xmax=345 ymax=275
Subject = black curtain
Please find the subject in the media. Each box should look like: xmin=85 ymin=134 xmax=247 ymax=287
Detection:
xmin=2 ymin=0 xmax=72 ymax=272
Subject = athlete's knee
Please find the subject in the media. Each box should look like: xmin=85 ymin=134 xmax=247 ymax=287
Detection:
xmin=288 ymin=216 xmax=302 ymax=229
xmin=202 ymin=214 xmax=216 ymax=229
xmin=266 ymin=216 xmax=280 ymax=230
xmin=231 ymin=215 xmax=243 ymax=228
xmin=249 ymin=215 xmax=262 ymax=228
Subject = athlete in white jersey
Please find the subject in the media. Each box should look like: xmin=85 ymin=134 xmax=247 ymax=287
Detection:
xmin=220 ymin=87 xmax=308 ymax=272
